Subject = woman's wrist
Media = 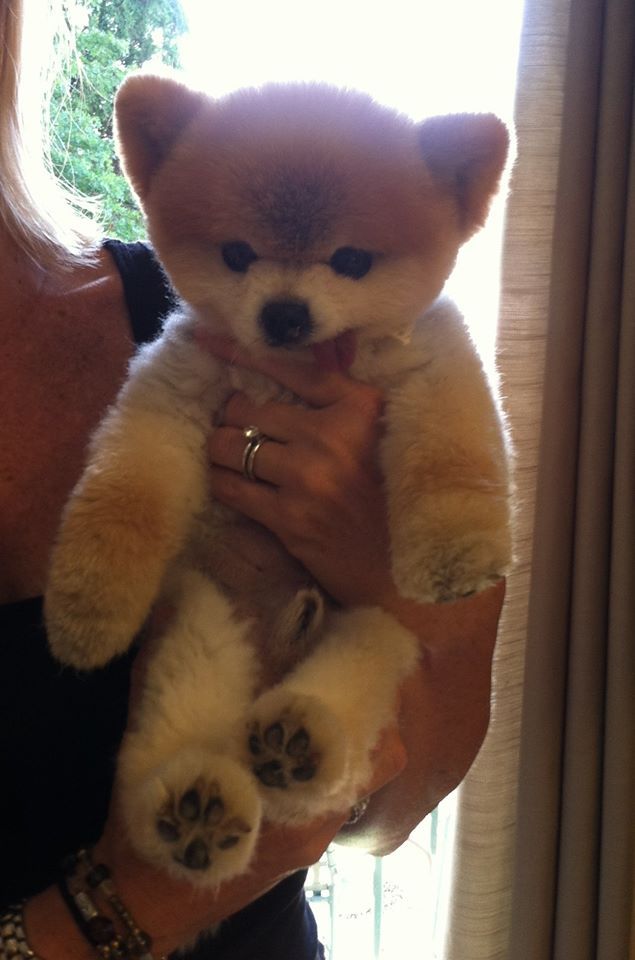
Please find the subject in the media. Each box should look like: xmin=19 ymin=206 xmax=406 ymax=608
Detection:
xmin=23 ymin=886 xmax=92 ymax=960
xmin=21 ymin=843 xmax=182 ymax=960
xmin=90 ymin=836 xmax=195 ymax=957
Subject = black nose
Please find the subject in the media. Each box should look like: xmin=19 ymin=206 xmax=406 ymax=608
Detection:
xmin=259 ymin=300 xmax=313 ymax=347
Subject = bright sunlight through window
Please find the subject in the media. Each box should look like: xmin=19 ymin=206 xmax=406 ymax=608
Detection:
xmin=174 ymin=3 xmax=525 ymax=957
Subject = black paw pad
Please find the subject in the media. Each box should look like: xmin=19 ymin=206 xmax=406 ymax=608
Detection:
xmin=179 ymin=788 xmax=201 ymax=821
xmin=255 ymin=760 xmax=286 ymax=788
xmin=217 ymin=835 xmax=240 ymax=850
xmin=286 ymin=728 xmax=310 ymax=757
xmin=183 ymin=838 xmax=210 ymax=870
xmin=291 ymin=761 xmax=318 ymax=782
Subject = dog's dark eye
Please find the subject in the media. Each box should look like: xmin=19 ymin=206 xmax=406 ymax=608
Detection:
xmin=221 ymin=241 xmax=258 ymax=273
xmin=329 ymin=247 xmax=373 ymax=279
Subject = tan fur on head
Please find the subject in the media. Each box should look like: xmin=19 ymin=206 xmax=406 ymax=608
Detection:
xmin=113 ymin=76 xmax=509 ymax=353
xmin=115 ymin=76 xmax=508 ymax=243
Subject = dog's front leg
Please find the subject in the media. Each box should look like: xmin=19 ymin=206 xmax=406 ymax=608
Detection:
xmin=380 ymin=312 xmax=513 ymax=604
xmin=46 ymin=402 xmax=209 ymax=669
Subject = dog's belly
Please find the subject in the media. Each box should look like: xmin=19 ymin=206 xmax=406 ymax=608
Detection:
xmin=185 ymin=502 xmax=328 ymax=686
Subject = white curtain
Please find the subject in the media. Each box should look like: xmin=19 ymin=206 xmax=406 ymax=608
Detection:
xmin=444 ymin=0 xmax=635 ymax=956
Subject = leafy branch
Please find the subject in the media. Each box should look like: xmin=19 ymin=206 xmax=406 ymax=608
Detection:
xmin=51 ymin=0 xmax=186 ymax=240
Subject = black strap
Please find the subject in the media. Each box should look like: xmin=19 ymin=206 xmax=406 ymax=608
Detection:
xmin=103 ymin=240 xmax=178 ymax=346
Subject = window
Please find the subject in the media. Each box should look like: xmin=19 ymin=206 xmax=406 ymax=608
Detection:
xmin=306 ymin=799 xmax=458 ymax=959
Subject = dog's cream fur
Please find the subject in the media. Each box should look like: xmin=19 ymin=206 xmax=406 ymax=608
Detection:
xmin=45 ymin=76 xmax=513 ymax=886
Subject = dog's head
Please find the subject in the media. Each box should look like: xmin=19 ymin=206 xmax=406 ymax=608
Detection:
xmin=115 ymin=75 xmax=508 ymax=361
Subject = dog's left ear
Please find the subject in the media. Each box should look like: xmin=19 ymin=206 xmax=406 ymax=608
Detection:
xmin=418 ymin=113 xmax=509 ymax=236
xmin=115 ymin=73 xmax=208 ymax=200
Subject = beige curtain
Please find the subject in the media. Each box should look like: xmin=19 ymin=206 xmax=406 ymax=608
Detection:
xmin=445 ymin=0 xmax=635 ymax=958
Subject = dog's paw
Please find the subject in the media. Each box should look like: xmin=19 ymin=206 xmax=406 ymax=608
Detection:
xmin=245 ymin=690 xmax=348 ymax=821
xmin=46 ymin=545 xmax=147 ymax=669
xmin=45 ymin=585 xmax=133 ymax=669
xmin=155 ymin=778 xmax=256 ymax=877
xmin=124 ymin=751 xmax=261 ymax=886
xmin=393 ymin=533 xmax=510 ymax=604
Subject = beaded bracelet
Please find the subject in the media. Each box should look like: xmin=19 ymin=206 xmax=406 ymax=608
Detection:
xmin=59 ymin=849 xmax=163 ymax=960
xmin=0 ymin=903 xmax=42 ymax=960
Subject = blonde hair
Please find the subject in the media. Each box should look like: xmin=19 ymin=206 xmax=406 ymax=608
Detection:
xmin=0 ymin=0 xmax=100 ymax=269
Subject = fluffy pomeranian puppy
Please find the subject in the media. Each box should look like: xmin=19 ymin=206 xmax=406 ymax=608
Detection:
xmin=46 ymin=75 xmax=513 ymax=886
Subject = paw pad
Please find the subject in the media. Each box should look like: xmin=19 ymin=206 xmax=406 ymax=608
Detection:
xmin=249 ymin=721 xmax=319 ymax=789
xmin=156 ymin=779 xmax=252 ymax=873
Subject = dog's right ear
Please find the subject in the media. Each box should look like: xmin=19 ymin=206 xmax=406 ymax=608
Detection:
xmin=115 ymin=74 xmax=207 ymax=200
xmin=418 ymin=113 xmax=510 ymax=238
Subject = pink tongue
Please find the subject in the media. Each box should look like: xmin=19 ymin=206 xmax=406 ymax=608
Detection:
xmin=311 ymin=330 xmax=357 ymax=372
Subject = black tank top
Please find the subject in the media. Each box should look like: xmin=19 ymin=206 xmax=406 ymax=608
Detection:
xmin=0 ymin=240 xmax=321 ymax=960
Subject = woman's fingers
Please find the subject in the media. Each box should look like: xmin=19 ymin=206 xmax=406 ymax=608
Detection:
xmin=364 ymin=726 xmax=407 ymax=794
xmin=195 ymin=331 xmax=356 ymax=408
xmin=220 ymin=392 xmax=306 ymax=443
xmin=208 ymin=463 xmax=283 ymax=524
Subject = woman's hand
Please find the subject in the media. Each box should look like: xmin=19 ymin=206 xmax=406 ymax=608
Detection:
xmin=199 ymin=332 xmax=394 ymax=608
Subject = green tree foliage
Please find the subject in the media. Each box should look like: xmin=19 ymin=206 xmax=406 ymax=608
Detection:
xmin=51 ymin=0 xmax=186 ymax=240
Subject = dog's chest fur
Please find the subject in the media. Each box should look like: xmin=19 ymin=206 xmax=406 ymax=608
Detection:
xmin=139 ymin=308 xmax=425 ymax=685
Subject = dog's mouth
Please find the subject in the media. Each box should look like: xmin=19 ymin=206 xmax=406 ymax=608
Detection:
xmin=310 ymin=329 xmax=357 ymax=372
xmin=257 ymin=298 xmax=357 ymax=372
